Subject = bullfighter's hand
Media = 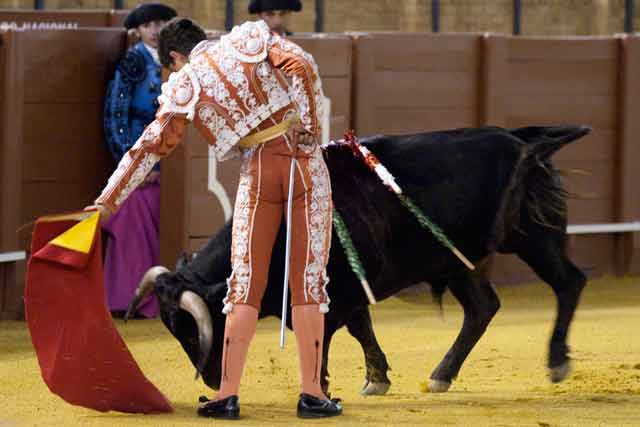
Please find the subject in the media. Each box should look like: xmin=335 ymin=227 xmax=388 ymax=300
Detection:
xmin=83 ymin=204 xmax=112 ymax=224
xmin=288 ymin=124 xmax=317 ymax=151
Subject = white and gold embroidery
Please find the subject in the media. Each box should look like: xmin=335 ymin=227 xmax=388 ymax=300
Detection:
xmin=188 ymin=23 xmax=307 ymax=161
xmin=97 ymin=118 xmax=168 ymax=209
xmin=255 ymin=61 xmax=291 ymax=112
xmin=303 ymin=144 xmax=332 ymax=308
xmin=222 ymin=20 xmax=270 ymax=63
xmin=269 ymin=34 xmax=325 ymax=135
xmin=192 ymin=47 xmax=245 ymax=123
xmin=197 ymin=104 xmax=240 ymax=161
xmin=223 ymin=149 xmax=256 ymax=313
xmin=114 ymin=152 xmax=160 ymax=206
xmin=157 ymin=64 xmax=201 ymax=120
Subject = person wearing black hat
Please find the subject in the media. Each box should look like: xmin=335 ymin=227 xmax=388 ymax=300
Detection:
xmin=248 ymin=0 xmax=302 ymax=36
xmin=101 ymin=3 xmax=176 ymax=319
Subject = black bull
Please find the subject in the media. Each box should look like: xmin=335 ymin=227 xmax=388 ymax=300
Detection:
xmin=130 ymin=125 xmax=590 ymax=395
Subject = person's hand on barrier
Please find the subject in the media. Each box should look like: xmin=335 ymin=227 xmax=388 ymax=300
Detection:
xmin=83 ymin=204 xmax=112 ymax=224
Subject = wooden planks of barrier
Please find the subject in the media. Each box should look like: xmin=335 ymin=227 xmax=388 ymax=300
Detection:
xmin=617 ymin=34 xmax=640 ymax=274
xmin=352 ymin=32 xmax=482 ymax=135
xmin=0 ymin=31 xmax=25 ymax=316
xmin=0 ymin=261 xmax=25 ymax=320
xmin=0 ymin=29 xmax=124 ymax=319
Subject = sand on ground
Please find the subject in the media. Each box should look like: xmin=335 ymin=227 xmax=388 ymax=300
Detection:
xmin=1 ymin=277 xmax=639 ymax=426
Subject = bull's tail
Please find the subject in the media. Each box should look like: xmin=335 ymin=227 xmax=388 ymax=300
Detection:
xmin=489 ymin=125 xmax=591 ymax=251
xmin=509 ymin=125 xmax=591 ymax=156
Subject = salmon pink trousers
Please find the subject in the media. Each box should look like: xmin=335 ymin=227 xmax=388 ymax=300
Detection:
xmin=222 ymin=135 xmax=332 ymax=315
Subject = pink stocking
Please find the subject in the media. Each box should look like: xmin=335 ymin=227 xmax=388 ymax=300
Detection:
xmin=292 ymin=304 xmax=328 ymax=400
xmin=216 ymin=304 xmax=259 ymax=399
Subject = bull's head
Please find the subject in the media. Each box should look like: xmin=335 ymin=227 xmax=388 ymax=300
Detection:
xmin=126 ymin=266 xmax=228 ymax=390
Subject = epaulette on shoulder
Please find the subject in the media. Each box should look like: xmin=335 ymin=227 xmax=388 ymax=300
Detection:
xmin=116 ymin=47 xmax=147 ymax=83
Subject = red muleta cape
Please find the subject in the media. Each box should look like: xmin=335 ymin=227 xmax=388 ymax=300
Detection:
xmin=24 ymin=211 xmax=172 ymax=414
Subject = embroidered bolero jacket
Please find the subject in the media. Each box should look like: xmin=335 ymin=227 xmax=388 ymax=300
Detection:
xmin=96 ymin=20 xmax=325 ymax=212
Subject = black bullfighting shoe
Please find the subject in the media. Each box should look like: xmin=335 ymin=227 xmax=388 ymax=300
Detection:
xmin=297 ymin=393 xmax=343 ymax=419
xmin=197 ymin=395 xmax=240 ymax=419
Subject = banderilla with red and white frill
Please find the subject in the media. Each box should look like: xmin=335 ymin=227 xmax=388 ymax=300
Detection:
xmin=334 ymin=130 xmax=475 ymax=272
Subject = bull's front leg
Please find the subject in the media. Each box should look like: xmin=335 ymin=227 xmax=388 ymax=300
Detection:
xmin=345 ymin=305 xmax=391 ymax=396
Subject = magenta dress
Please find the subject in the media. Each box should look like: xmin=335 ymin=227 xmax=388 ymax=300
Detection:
xmin=102 ymin=175 xmax=160 ymax=318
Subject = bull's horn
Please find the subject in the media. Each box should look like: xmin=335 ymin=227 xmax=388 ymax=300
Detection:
xmin=124 ymin=266 xmax=169 ymax=322
xmin=179 ymin=290 xmax=213 ymax=380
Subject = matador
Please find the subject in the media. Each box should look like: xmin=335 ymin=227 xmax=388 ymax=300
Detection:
xmin=87 ymin=17 xmax=342 ymax=419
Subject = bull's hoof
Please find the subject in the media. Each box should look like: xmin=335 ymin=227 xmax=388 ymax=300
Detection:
xmin=360 ymin=379 xmax=391 ymax=395
xmin=427 ymin=379 xmax=452 ymax=393
xmin=549 ymin=361 xmax=571 ymax=383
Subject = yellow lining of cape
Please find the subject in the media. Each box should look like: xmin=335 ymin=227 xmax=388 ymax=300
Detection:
xmin=48 ymin=212 xmax=100 ymax=254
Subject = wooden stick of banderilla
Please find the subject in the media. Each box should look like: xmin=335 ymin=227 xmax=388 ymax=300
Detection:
xmin=332 ymin=209 xmax=377 ymax=305
xmin=280 ymin=156 xmax=296 ymax=350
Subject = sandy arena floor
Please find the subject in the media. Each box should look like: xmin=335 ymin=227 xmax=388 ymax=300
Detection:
xmin=1 ymin=277 xmax=640 ymax=426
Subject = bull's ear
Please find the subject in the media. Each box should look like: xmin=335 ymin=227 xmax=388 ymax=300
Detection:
xmin=175 ymin=252 xmax=189 ymax=270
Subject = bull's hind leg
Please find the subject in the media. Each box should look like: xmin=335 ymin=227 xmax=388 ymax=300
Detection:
xmin=429 ymin=274 xmax=500 ymax=393
xmin=517 ymin=232 xmax=586 ymax=382
xmin=346 ymin=305 xmax=391 ymax=396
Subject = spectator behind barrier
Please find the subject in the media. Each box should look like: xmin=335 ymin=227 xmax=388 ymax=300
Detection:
xmin=248 ymin=0 xmax=302 ymax=36
xmin=102 ymin=3 xmax=176 ymax=319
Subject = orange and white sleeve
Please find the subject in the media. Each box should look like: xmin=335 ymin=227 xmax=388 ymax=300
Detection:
xmin=96 ymin=64 xmax=201 ymax=212
xmin=268 ymin=36 xmax=325 ymax=136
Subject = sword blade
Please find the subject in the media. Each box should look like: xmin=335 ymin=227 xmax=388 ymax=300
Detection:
xmin=280 ymin=156 xmax=296 ymax=349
